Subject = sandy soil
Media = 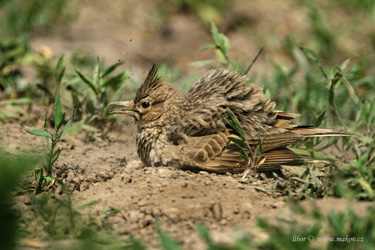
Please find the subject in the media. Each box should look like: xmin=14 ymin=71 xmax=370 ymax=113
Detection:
xmin=2 ymin=117 xmax=372 ymax=249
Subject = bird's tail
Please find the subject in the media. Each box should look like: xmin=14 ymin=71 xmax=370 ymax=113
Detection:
xmin=291 ymin=126 xmax=351 ymax=137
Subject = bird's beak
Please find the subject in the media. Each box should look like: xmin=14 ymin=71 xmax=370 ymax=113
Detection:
xmin=108 ymin=100 xmax=137 ymax=117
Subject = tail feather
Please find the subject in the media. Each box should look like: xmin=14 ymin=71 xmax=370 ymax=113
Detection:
xmin=291 ymin=127 xmax=351 ymax=137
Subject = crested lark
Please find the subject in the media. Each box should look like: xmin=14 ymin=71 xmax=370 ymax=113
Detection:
xmin=109 ymin=65 xmax=349 ymax=173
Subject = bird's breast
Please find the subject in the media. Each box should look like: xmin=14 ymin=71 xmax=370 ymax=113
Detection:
xmin=136 ymin=127 xmax=172 ymax=166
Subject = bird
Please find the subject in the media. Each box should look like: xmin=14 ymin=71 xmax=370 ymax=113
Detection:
xmin=109 ymin=65 xmax=350 ymax=173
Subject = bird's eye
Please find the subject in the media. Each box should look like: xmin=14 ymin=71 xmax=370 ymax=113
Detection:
xmin=141 ymin=102 xmax=151 ymax=108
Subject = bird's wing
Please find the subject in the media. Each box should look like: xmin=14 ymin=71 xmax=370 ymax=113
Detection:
xmin=187 ymin=68 xmax=247 ymax=101
xmin=180 ymin=131 xmax=244 ymax=172
xmin=179 ymin=121 xmax=349 ymax=173
xmin=179 ymin=131 xmax=305 ymax=173
xmin=182 ymin=68 xmax=279 ymax=137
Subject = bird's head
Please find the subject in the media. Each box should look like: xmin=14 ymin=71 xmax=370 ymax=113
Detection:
xmin=109 ymin=65 xmax=181 ymax=127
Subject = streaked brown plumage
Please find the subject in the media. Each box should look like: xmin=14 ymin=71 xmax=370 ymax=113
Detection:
xmin=109 ymin=65 xmax=350 ymax=173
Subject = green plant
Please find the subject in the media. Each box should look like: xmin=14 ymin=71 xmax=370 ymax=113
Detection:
xmin=257 ymin=201 xmax=375 ymax=250
xmin=0 ymin=149 xmax=39 ymax=249
xmin=0 ymin=0 xmax=73 ymax=39
xmin=0 ymin=98 xmax=31 ymax=121
xmin=156 ymin=224 xmax=183 ymax=250
xmin=0 ymin=38 xmax=29 ymax=93
xmin=334 ymin=0 xmax=375 ymax=14
xmin=0 ymin=37 xmax=49 ymax=100
xmin=191 ymin=22 xmax=264 ymax=76
xmin=306 ymin=6 xmax=335 ymax=59
xmin=35 ymin=55 xmax=66 ymax=105
xmin=196 ymin=223 xmax=254 ymax=250
xmin=333 ymin=145 xmax=375 ymax=201
xmin=191 ymin=22 xmax=232 ymax=69
xmin=157 ymin=0 xmax=229 ymax=24
xmin=32 ymin=182 xmax=126 ymax=249
xmin=223 ymin=108 xmax=265 ymax=177
xmin=70 ymin=58 xmax=129 ymax=137
xmin=27 ymin=91 xmax=74 ymax=191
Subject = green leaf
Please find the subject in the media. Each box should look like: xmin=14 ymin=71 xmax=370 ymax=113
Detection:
xmin=357 ymin=179 xmax=374 ymax=199
xmin=55 ymin=55 xmax=65 ymax=85
xmin=55 ymin=55 xmax=64 ymax=73
xmin=57 ymin=67 xmax=65 ymax=86
xmin=51 ymin=148 xmax=62 ymax=167
xmin=293 ymin=47 xmax=310 ymax=74
xmin=27 ymin=129 xmax=52 ymax=138
xmin=290 ymin=148 xmax=338 ymax=162
xmin=59 ymin=117 xmax=73 ymax=141
xmin=300 ymin=46 xmax=328 ymax=79
xmin=200 ymin=43 xmax=216 ymax=51
xmin=93 ymin=57 xmax=101 ymax=89
xmin=190 ymin=60 xmax=216 ymax=67
xmin=103 ymin=72 xmax=127 ymax=88
xmin=228 ymin=142 xmax=249 ymax=161
xmin=44 ymin=176 xmax=53 ymax=186
xmin=228 ymin=137 xmax=248 ymax=148
xmin=309 ymin=166 xmax=321 ymax=188
xmin=54 ymin=91 xmax=63 ymax=131
xmin=76 ymin=70 xmax=98 ymax=95
xmin=156 ymin=225 xmax=183 ymax=250
xmin=52 ymin=147 xmax=62 ymax=158
xmin=0 ymin=97 xmax=31 ymax=106
xmin=42 ymin=141 xmax=48 ymax=159
xmin=300 ymin=46 xmax=319 ymax=62
xmin=196 ymin=223 xmax=214 ymax=247
xmin=101 ymin=61 xmax=124 ymax=78
xmin=55 ymin=178 xmax=66 ymax=189
xmin=35 ymin=168 xmax=43 ymax=184
xmin=304 ymin=141 xmax=314 ymax=149
xmin=328 ymin=79 xmax=336 ymax=106
xmin=226 ymin=108 xmax=245 ymax=138
xmin=127 ymin=237 xmax=148 ymax=250
xmin=314 ymin=110 xmax=326 ymax=128
xmin=75 ymin=200 xmax=100 ymax=210
xmin=339 ymin=59 xmax=350 ymax=72
xmin=58 ymin=107 xmax=74 ymax=141
xmin=211 ymin=22 xmax=230 ymax=55
xmin=36 ymin=83 xmax=53 ymax=97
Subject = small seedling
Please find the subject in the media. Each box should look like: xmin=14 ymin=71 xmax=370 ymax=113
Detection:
xmin=71 ymin=57 xmax=130 ymax=138
xmin=0 ymin=98 xmax=31 ymax=122
xmin=156 ymin=224 xmax=183 ymax=250
xmin=27 ymin=91 xmax=74 ymax=191
xmin=191 ymin=22 xmax=232 ymax=68
xmin=0 ymin=149 xmax=40 ymax=249
xmin=191 ymin=22 xmax=263 ymax=76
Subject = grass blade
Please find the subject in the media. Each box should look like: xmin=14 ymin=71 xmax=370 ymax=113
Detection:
xmin=54 ymin=91 xmax=63 ymax=131
xmin=55 ymin=55 xmax=65 ymax=85
xmin=313 ymin=110 xmax=326 ymax=128
xmin=101 ymin=61 xmax=124 ymax=78
xmin=196 ymin=223 xmax=214 ymax=247
xmin=290 ymin=148 xmax=338 ymax=162
xmin=156 ymin=225 xmax=183 ymax=250
xmin=76 ymin=70 xmax=98 ymax=95
xmin=27 ymin=129 xmax=52 ymax=138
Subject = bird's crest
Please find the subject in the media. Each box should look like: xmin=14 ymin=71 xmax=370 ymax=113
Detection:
xmin=135 ymin=64 xmax=161 ymax=103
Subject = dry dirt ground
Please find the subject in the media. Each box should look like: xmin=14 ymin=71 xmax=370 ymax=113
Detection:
xmin=2 ymin=117 xmax=372 ymax=249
